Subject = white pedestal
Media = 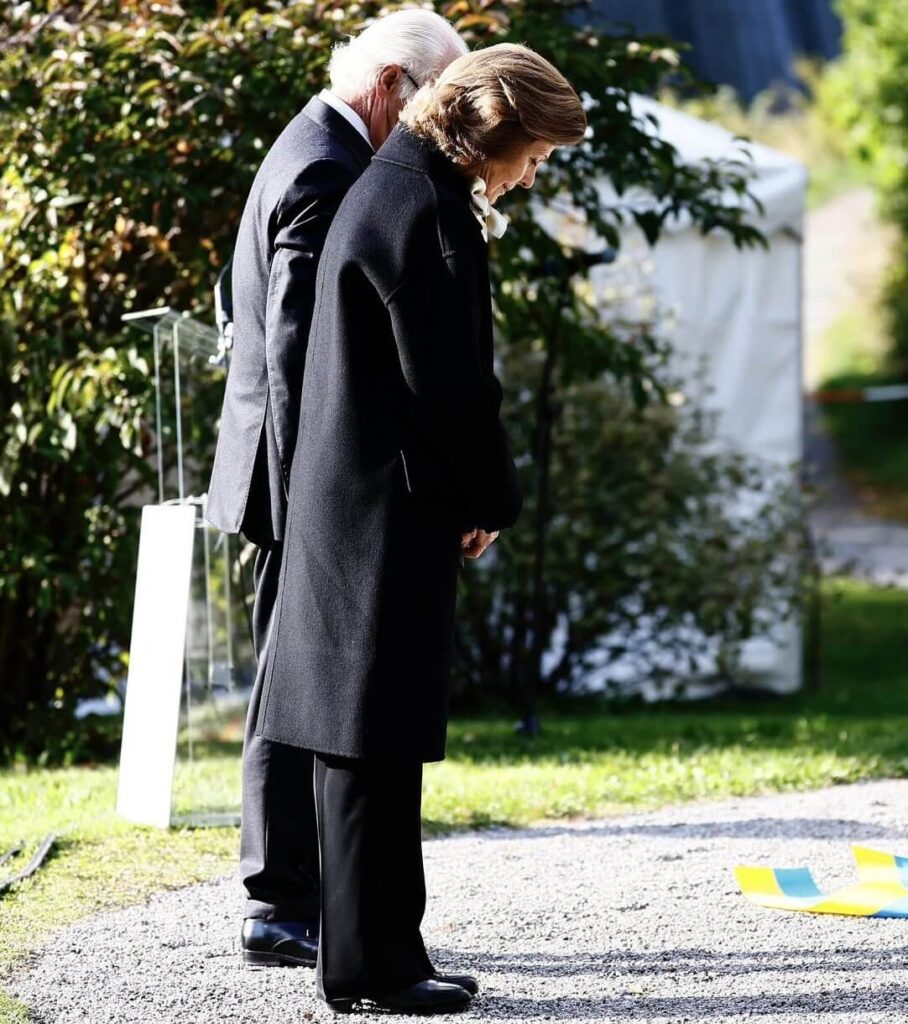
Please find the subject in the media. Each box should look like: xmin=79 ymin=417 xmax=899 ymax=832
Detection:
xmin=116 ymin=504 xmax=196 ymax=827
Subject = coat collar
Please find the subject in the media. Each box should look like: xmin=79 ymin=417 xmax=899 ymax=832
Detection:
xmin=302 ymin=95 xmax=373 ymax=172
xmin=372 ymin=123 xmax=472 ymax=202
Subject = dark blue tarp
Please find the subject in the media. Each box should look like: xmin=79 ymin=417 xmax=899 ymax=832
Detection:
xmin=580 ymin=0 xmax=842 ymax=101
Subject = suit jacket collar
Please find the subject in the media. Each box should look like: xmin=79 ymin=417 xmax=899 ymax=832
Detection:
xmin=302 ymin=95 xmax=373 ymax=171
xmin=372 ymin=123 xmax=472 ymax=202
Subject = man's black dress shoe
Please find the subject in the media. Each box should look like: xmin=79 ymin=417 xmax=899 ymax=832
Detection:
xmin=241 ymin=918 xmax=318 ymax=967
xmin=326 ymin=978 xmax=472 ymax=1014
xmin=433 ymin=971 xmax=479 ymax=996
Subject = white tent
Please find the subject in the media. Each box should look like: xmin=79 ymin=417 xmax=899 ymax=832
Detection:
xmin=543 ymin=95 xmax=808 ymax=693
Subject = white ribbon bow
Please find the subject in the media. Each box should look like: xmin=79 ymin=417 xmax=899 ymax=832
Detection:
xmin=469 ymin=177 xmax=508 ymax=242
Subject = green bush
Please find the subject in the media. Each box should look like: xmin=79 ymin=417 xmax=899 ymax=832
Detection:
xmin=0 ymin=0 xmax=792 ymax=763
xmin=0 ymin=1 xmax=377 ymax=761
xmin=818 ymin=0 xmax=908 ymax=372
xmin=459 ymin=149 xmax=804 ymax=703
xmin=454 ymin=366 xmax=804 ymax=706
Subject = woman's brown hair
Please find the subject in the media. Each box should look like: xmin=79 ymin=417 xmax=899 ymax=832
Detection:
xmin=400 ymin=42 xmax=587 ymax=168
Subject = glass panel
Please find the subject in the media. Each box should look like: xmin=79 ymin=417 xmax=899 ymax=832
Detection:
xmin=122 ymin=306 xmax=253 ymax=826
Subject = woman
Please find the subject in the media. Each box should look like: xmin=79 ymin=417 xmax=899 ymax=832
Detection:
xmin=256 ymin=43 xmax=586 ymax=1014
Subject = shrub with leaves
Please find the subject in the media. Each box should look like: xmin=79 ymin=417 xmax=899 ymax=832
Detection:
xmin=0 ymin=0 xmax=382 ymax=761
xmin=817 ymin=0 xmax=908 ymax=372
xmin=454 ymin=349 xmax=805 ymax=707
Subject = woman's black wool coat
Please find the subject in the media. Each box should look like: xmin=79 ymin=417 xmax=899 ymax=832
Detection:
xmin=255 ymin=123 xmax=523 ymax=763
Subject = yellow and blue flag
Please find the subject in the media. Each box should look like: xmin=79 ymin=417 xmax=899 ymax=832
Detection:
xmin=736 ymin=846 xmax=908 ymax=918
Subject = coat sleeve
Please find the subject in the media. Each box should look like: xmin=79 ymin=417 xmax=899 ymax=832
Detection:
xmin=265 ymin=159 xmax=357 ymax=489
xmin=385 ymin=212 xmax=523 ymax=533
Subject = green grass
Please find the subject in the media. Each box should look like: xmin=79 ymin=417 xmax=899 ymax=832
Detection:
xmin=0 ymin=991 xmax=32 ymax=1024
xmin=2 ymin=577 xmax=908 ymax=1013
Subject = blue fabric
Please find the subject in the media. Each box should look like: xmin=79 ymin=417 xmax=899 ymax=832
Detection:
xmin=579 ymin=0 xmax=841 ymax=100
xmin=873 ymin=897 xmax=908 ymax=919
xmin=773 ymin=867 xmax=823 ymax=900
xmin=782 ymin=0 xmax=842 ymax=57
xmin=893 ymin=852 xmax=908 ymax=889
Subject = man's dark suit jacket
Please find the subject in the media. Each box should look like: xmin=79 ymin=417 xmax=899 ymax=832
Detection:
xmin=206 ymin=96 xmax=373 ymax=545
xmin=255 ymin=123 xmax=523 ymax=763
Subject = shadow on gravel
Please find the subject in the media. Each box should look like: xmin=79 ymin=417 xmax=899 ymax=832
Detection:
xmin=440 ymin=946 xmax=908 ymax=979
xmin=445 ymin=817 xmax=908 ymax=842
xmin=478 ymin=985 xmax=908 ymax=1019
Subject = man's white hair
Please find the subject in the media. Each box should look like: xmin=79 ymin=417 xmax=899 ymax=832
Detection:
xmin=328 ymin=8 xmax=467 ymax=103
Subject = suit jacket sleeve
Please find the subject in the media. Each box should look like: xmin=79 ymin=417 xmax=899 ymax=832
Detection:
xmin=265 ymin=159 xmax=358 ymax=489
xmin=385 ymin=210 xmax=523 ymax=533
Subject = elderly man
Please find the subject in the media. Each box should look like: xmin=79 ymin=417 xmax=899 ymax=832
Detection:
xmin=205 ymin=10 xmax=472 ymax=1012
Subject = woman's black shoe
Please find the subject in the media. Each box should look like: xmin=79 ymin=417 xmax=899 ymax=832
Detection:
xmin=326 ymin=979 xmax=472 ymax=1014
xmin=240 ymin=918 xmax=319 ymax=967
xmin=433 ymin=971 xmax=479 ymax=996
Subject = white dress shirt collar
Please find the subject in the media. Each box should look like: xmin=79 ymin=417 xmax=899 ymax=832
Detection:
xmin=318 ymin=89 xmax=373 ymax=152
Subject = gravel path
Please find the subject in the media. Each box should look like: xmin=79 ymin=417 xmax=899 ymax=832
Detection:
xmin=9 ymin=780 xmax=908 ymax=1024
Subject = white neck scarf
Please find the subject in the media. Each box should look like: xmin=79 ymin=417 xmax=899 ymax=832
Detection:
xmin=469 ymin=177 xmax=508 ymax=242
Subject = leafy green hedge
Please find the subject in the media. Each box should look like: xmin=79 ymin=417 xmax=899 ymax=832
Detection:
xmin=0 ymin=1 xmax=377 ymax=761
xmin=819 ymin=0 xmax=908 ymax=372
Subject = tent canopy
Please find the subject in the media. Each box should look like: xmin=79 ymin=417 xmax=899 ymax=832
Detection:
xmin=601 ymin=94 xmax=808 ymax=237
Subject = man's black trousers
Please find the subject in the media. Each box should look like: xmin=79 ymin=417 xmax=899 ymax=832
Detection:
xmin=240 ymin=539 xmax=320 ymax=921
xmin=240 ymin=540 xmax=433 ymax=997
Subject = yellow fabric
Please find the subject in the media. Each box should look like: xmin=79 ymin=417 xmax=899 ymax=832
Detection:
xmin=736 ymin=846 xmax=908 ymax=918
xmin=852 ymin=845 xmax=902 ymax=886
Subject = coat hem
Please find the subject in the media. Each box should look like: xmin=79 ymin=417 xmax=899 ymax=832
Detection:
xmin=252 ymin=722 xmax=447 ymax=765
